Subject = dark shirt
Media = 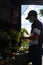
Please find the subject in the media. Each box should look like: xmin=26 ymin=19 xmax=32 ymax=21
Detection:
xmin=30 ymin=19 xmax=42 ymax=45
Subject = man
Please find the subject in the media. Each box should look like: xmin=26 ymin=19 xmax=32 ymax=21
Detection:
xmin=22 ymin=10 xmax=42 ymax=65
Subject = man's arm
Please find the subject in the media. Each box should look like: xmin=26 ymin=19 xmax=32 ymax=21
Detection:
xmin=21 ymin=33 xmax=39 ymax=40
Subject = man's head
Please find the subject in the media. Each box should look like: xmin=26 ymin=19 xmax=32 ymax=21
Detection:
xmin=25 ymin=10 xmax=37 ymax=23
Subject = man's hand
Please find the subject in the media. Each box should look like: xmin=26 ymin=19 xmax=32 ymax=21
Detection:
xmin=21 ymin=36 xmax=29 ymax=39
xmin=21 ymin=33 xmax=39 ymax=40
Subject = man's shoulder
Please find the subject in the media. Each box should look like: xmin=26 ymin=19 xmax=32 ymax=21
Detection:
xmin=37 ymin=20 xmax=42 ymax=25
xmin=32 ymin=19 xmax=41 ymax=25
xmin=32 ymin=19 xmax=42 ymax=30
xmin=34 ymin=19 xmax=42 ymax=27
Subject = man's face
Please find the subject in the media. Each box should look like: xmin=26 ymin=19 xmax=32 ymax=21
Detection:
xmin=29 ymin=16 xmax=34 ymax=23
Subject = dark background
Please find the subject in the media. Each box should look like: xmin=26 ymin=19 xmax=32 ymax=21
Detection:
xmin=0 ymin=0 xmax=43 ymax=31
xmin=0 ymin=0 xmax=43 ymax=48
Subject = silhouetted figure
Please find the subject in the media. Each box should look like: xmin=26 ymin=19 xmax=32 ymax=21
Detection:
xmin=22 ymin=10 xmax=42 ymax=65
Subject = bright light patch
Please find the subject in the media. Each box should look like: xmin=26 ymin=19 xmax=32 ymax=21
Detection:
xmin=21 ymin=5 xmax=43 ymax=36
